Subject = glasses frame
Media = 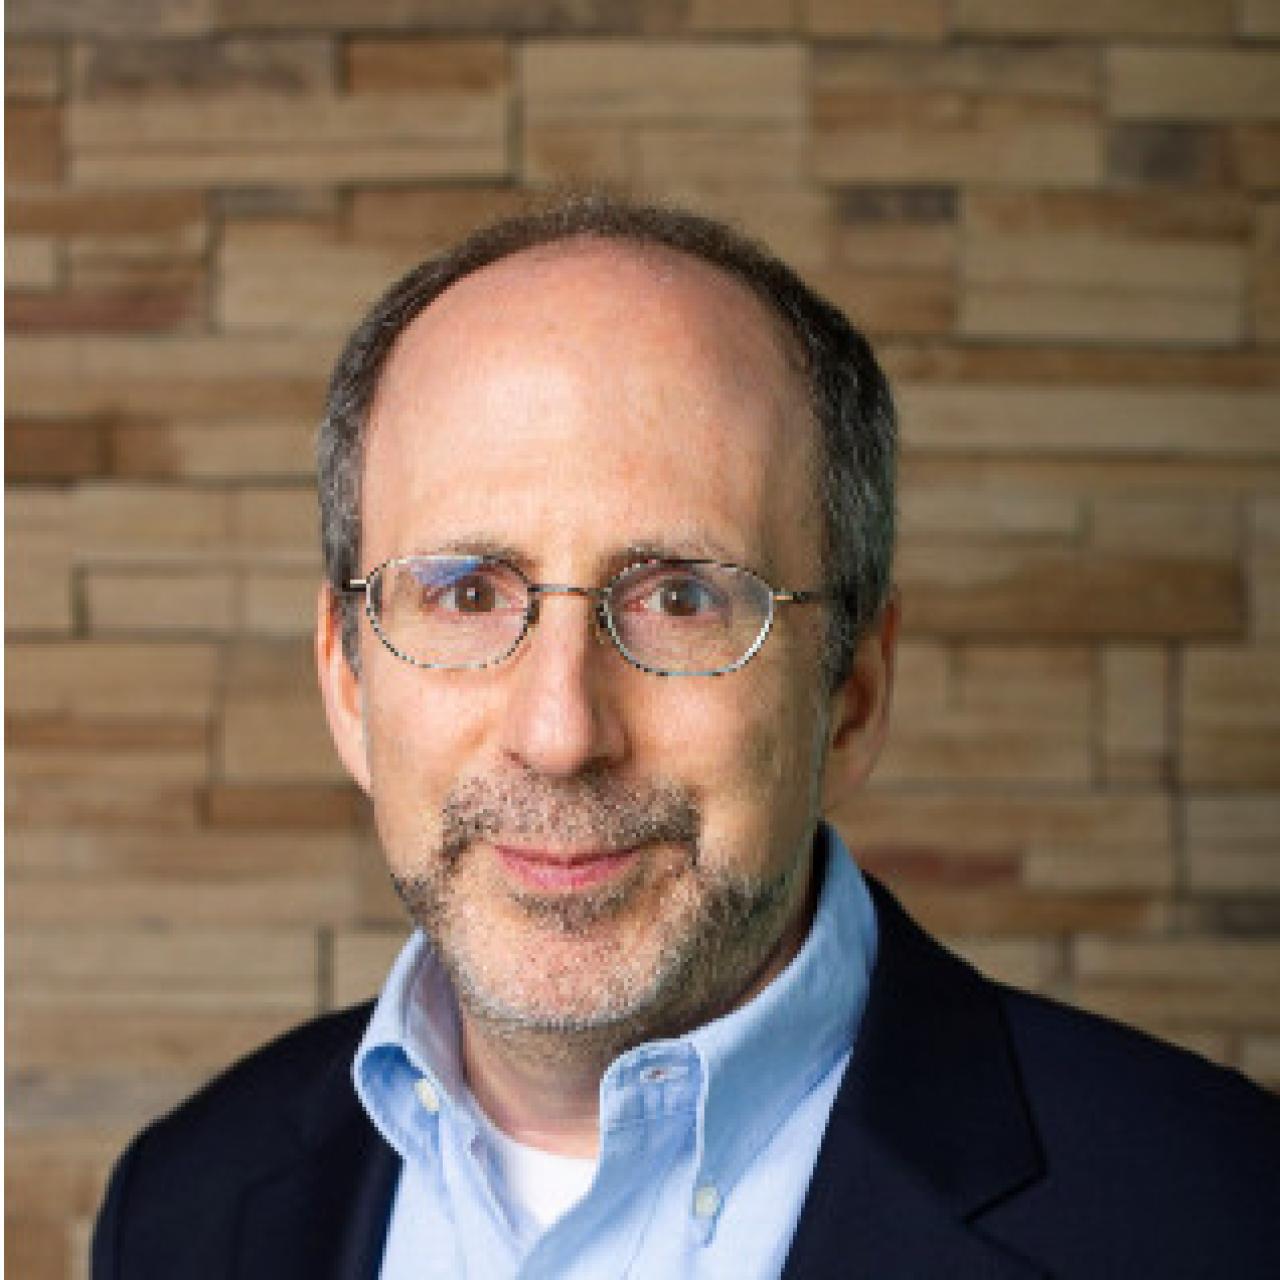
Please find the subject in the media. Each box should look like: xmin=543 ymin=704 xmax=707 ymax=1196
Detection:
xmin=343 ymin=554 xmax=825 ymax=678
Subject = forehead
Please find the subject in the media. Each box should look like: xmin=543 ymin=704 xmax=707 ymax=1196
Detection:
xmin=362 ymin=238 xmax=822 ymax=573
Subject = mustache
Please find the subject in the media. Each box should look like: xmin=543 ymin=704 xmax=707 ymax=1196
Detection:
xmin=439 ymin=771 xmax=702 ymax=862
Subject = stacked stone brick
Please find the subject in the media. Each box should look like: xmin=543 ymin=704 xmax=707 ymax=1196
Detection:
xmin=6 ymin=3 xmax=1279 ymax=1276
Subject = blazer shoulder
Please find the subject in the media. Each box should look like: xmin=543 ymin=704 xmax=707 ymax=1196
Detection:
xmin=993 ymin=982 xmax=1280 ymax=1240
xmin=93 ymin=1002 xmax=378 ymax=1279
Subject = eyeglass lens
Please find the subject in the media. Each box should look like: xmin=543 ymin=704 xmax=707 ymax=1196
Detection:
xmin=367 ymin=555 xmax=775 ymax=674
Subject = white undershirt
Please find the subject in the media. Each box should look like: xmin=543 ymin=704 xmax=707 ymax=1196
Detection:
xmin=472 ymin=1104 xmax=598 ymax=1233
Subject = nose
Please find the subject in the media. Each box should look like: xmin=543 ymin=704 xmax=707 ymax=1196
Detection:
xmin=498 ymin=589 xmax=627 ymax=778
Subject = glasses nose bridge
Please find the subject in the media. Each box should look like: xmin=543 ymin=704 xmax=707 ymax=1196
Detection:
xmin=524 ymin=581 xmax=611 ymax=641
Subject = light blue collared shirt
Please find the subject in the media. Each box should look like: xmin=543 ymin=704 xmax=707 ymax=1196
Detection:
xmin=353 ymin=825 xmax=878 ymax=1280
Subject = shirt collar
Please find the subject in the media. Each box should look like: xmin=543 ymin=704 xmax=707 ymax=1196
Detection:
xmin=354 ymin=822 xmax=877 ymax=1194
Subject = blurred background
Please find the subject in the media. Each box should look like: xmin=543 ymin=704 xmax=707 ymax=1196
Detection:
xmin=6 ymin=2 xmax=1280 ymax=1276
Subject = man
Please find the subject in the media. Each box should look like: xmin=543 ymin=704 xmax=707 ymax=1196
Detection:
xmin=93 ymin=197 xmax=1279 ymax=1278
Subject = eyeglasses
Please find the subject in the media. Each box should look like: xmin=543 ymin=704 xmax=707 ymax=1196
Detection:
xmin=344 ymin=555 xmax=825 ymax=677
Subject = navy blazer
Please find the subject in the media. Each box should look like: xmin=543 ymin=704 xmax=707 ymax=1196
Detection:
xmin=92 ymin=879 xmax=1280 ymax=1278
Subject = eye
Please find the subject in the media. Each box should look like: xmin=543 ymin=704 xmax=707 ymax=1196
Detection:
xmin=403 ymin=561 xmax=524 ymax=616
xmin=621 ymin=566 xmax=727 ymax=620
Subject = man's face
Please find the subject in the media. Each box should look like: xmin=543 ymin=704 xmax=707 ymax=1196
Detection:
xmin=320 ymin=240 xmax=882 ymax=1051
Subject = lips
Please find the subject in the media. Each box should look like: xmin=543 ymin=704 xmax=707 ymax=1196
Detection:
xmin=493 ymin=843 xmax=640 ymax=893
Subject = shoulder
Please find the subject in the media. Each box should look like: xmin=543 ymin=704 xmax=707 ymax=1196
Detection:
xmin=93 ymin=1003 xmax=378 ymax=1278
xmin=998 ymin=981 xmax=1280 ymax=1168
xmin=133 ymin=1001 xmax=375 ymax=1170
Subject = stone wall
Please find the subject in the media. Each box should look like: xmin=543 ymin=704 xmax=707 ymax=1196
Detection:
xmin=6 ymin=3 xmax=1280 ymax=1276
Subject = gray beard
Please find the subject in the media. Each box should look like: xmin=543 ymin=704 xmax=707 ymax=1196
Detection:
xmin=390 ymin=768 xmax=809 ymax=1060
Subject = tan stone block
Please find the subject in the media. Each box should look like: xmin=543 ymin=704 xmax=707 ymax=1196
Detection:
xmin=687 ymin=0 xmax=794 ymax=33
xmin=633 ymin=125 xmax=805 ymax=187
xmin=232 ymin=487 xmax=319 ymax=566
xmin=6 ymin=40 xmax=63 ymax=100
xmin=815 ymin=115 xmax=1101 ymax=187
xmin=112 ymin=420 xmax=315 ymax=480
xmin=1074 ymin=935 xmax=1280 ymax=1028
xmin=5 ymin=1132 xmax=121 ymax=1221
xmin=203 ymin=782 xmax=366 ymax=830
xmin=8 ymin=0 xmax=213 ymax=36
xmin=349 ymin=186 xmax=528 ymax=244
xmin=9 ymin=189 xmax=209 ymax=262
xmin=7 ymin=335 xmax=334 ymax=418
xmin=957 ymin=0 xmax=1231 ymax=36
xmin=9 ymin=928 xmax=317 ymax=1010
xmin=1241 ymin=1035 xmax=1280 ymax=1089
xmin=10 ymin=1006 xmax=312 ymax=1072
xmin=6 ymin=490 xmax=73 ymax=633
xmin=9 ymin=827 xmax=358 ymax=878
xmin=1255 ymin=201 xmax=1280 ymax=346
xmin=73 ymin=483 xmax=232 ymax=565
xmin=816 ymin=46 xmax=1100 ymax=100
xmin=961 ymin=284 xmax=1241 ymax=346
xmin=219 ymin=220 xmax=411 ymax=331
xmin=6 ymin=102 xmax=62 ymax=184
xmin=896 ymin=542 xmax=1242 ymax=639
xmin=346 ymin=38 xmax=506 ymax=94
xmin=68 ymin=94 xmax=507 ymax=187
xmin=833 ymin=788 xmax=1174 ymax=860
xmin=882 ymin=646 xmax=1092 ymax=784
xmin=8 ymin=281 xmax=206 ymax=335
xmin=1240 ymin=0 xmax=1280 ymax=36
xmin=943 ymin=936 xmax=1063 ymax=992
xmin=332 ymin=928 xmax=410 ymax=1007
xmin=1107 ymin=122 xmax=1233 ymax=188
xmin=84 ymin=569 xmax=235 ymax=633
xmin=890 ymin=641 xmax=951 ymax=714
xmin=888 ymin=883 xmax=1168 ymax=937
xmin=814 ymin=268 xmax=955 ymax=337
xmin=5 ymin=1214 xmax=67 ymax=1280
xmin=1181 ymin=646 xmax=1280 ymax=785
xmin=901 ymin=455 xmax=1280 ymax=507
xmin=1186 ymin=794 xmax=1280 ymax=892
xmin=1235 ymin=123 xmax=1280 ymax=189
xmin=521 ymin=122 xmax=629 ymax=184
xmin=963 ymin=230 xmax=1245 ymax=296
xmin=1109 ymin=47 xmax=1280 ymax=120
xmin=212 ymin=0 xmax=639 ymax=29
xmin=886 ymin=343 xmax=1279 ymax=390
xmin=1102 ymin=647 xmax=1169 ymax=784
xmin=221 ymin=698 xmax=345 ymax=783
xmin=1253 ymin=498 xmax=1280 ymax=636
xmin=899 ymin=385 xmax=1280 ymax=457
xmin=899 ymin=487 xmax=1080 ymax=539
xmin=657 ymin=188 xmax=836 ymax=272
xmin=72 ymin=35 xmax=333 ymax=98
xmin=5 ymin=642 xmax=218 ymax=717
xmin=5 ymin=234 xmax=59 ymax=289
xmin=243 ymin=568 xmax=317 ymax=635
xmin=9 ymin=873 xmax=357 ymax=930
xmin=805 ymin=0 xmax=948 ymax=38
xmin=7 ymin=770 xmax=202 ymax=832
xmin=1090 ymin=497 xmax=1239 ymax=559
xmin=963 ymin=187 xmax=1250 ymax=241
xmin=523 ymin=41 xmax=804 ymax=125
xmin=836 ymin=224 xmax=956 ymax=274
xmin=1022 ymin=845 xmax=1175 ymax=892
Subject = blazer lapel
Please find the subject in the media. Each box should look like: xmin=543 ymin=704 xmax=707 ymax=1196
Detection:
xmin=783 ymin=877 xmax=1048 ymax=1279
xmin=233 ymin=1009 xmax=401 ymax=1280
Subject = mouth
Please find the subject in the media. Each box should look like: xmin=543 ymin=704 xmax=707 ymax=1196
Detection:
xmin=492 ymin=843 xmax=642 ymax=894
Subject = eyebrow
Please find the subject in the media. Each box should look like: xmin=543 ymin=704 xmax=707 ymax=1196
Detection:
xmin=409 ymin=531 xmax=751 ymax=576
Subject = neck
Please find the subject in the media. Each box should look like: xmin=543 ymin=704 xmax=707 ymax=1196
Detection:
xmin=460 ymin=1017 xmax=612 ymax=1157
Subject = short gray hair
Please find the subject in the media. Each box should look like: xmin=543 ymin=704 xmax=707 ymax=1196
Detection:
xmin=317 ymin=194 xmax=896 ymax=684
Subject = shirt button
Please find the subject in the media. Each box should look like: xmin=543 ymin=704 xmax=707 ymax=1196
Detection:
xmin=414 ymin=1077 xmax=440 ymax=1113
xmin=693 ymin=1184 xmax=721 ymax=1219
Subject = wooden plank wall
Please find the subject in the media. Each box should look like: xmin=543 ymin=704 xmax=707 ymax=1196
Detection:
xmin=6 ymin=3 xmax=1280 ymax=1276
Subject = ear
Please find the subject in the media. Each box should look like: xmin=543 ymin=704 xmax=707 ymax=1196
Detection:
xmin=821 ymin=590 xmax=899 ymax=810
xmin=315 ymin=583 xmax=372 ymax=796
